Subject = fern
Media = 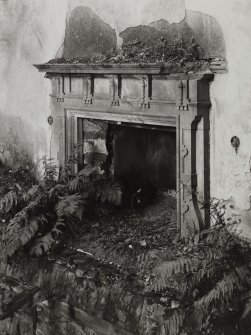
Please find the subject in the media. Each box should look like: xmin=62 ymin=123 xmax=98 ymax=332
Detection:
xmin=152 ymin=257 xmax=201 ymax=291
xmin=68 ymin=163 xmax=103 ymax=193
xmin=67 ymin=164 xmax=122 ymax=206
xmin=48 ymin=184 xmax=66 ymax=198
xmin=30 ymin=217 xmax=68 ymax=256
xmin=149 ymin=221 xmax=251 ymax=334
xmin=0 ymin=189 xmax=18 ymax=213
xmin=56 ymin=193 xmax=87 ymax=222
xmin=1 ymin=189 xmax=50 ymax=257
xmin=89 ymin=179 xmax=122 ymax=206
xmin=186 ymin=262 xmax=218 ymax=293
xmin=68 ymin=175 xmax=83 ymax=193
xmin=164 ymin=310 xmax=186 ymax=335
xmin=242 ymin=290 xmax=251 ymax=319
xmin=1 ymin=170 xmax=89 ymax=257
xmin=41 ymin=155 xmax=58 ymax=183
xmin=161 ymin=261 xmax=251 ymax=334
xmin=4 ymin=215 xmax=49 ymax=257
xmin=78 ymin=163 xmax=103 ymax=177
xmin=196 ymin=265 xmax=251 ymax=310
xmin=19 ymin=219 xmax=41 ymax=245
xmin=0 ymin=153 xmax=124 ymax=259
xmin=181 ymin=265 xmax=251 ymax=332
xmin=22 ymin=185 xmax=40 ymax=202
xmin=30 ymin=232 xmax=55 ymax=256
xmin=5 ymin=195 xmax=45 ymax=236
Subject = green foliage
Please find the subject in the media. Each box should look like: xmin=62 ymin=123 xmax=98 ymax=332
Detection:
xmin=55 ymin=193 xmax=87 ymax=234
xmin=41 ymin=156 xmax=58 ymax=183
xmin=242 ymin=290 xmax=251 ymax=319
xmin=1 ymin=151 xmax=249 ymax=334
xmin=90 ymin=178 xmax=122 ymax=206
xmin=30 ymin=232 xmax=56 ymax=256
xmin=2 ymin=192 xmax=49 ymax=256
xmin=0 ymin=189 xmax=18 ymax=214
xmin=0 ymin=159 xmax=123 ymax=258
xmin=49 ymin=36 xmax=202 ymax=65
xmin=68 ymin=163 xmax=122 ymax=206
xmin=67 ymin=162 xmax=104 ymax=193
xmin=149 ymin=224 xmax=251 ymax=335
xmin=164 ymin=310 xmax=186 ymax=335
xmin=22 ymin=185 xmax=40 ymax=202
xmin=152 ymin=257 xmax=201 ymax=292
xmin=4 ymin=215 xmax=49 ymax=257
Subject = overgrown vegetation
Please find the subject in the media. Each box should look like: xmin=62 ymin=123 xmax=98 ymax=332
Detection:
xmin=0 ymin=156 xmax=122 ymax=258
xmin=48 ymin=37 xmax=202 ymax=66
xmin=0 ymin=151 xmax=251 ymax=334
xmin=148 ymin=221 xmax=251 ymax=335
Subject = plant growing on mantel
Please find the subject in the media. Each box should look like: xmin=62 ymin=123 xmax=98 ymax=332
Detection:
xmin=47 ymin=37 xmax=202 ymax=66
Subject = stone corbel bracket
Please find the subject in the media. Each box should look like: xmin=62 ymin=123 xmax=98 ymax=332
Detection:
xmin=135 ymin=75 xmax=151 ymax=108
xmin=56 ymin=76 xmax=65 ymax=102
xmin=83 ymin=76 xmax=93 ymax=105
xmin=177 ymin=80 xmax=190 ymax=111
xmin=107 ymin=75 xmax=121 ymax=106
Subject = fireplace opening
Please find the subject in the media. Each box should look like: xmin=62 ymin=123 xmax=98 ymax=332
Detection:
xmin=113 ymin=124 xmax=176 ymax=207
xmin=77 ymin=118 xmax=177 ymax=213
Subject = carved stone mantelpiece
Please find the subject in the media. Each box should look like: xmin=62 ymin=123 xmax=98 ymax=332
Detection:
xmin=35 ymin=62 xmax=213 ymax=238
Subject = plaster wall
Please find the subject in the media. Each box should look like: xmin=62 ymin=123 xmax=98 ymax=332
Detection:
xmin=1 ymin=0 xmax=251 ymax=234
xmin=0 ymin=0 xmax=68 ymax=165
xmin=185 ymin=0 xmax=251 ymax=236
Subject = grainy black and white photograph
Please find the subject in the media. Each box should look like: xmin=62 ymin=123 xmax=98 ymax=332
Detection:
xmin=0 ymin=0 xmax=250 ymax=334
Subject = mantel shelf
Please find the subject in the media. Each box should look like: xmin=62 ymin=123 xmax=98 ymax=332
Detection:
xmin=34 ymin=60 xmax=227 ymax=79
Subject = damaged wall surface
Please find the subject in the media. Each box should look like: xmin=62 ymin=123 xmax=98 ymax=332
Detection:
xmin=1 ymin=0 xmax=251 ymax=233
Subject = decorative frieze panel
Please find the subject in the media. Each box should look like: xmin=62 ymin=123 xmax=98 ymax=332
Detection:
xmin=53 ymin=74 xmax=199 ymax=109
xmin=94 ymin=78 xmax=110 ymax=97
xmin=151 ymin=79 xmax=176 ymax=101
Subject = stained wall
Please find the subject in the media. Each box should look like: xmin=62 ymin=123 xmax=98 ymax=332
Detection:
xmin=1 ymin=0 xmax=251 ymax=235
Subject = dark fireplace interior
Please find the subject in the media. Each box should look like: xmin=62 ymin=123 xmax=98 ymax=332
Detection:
xmin=113 ymin=124 xmax=176 ymax=206
xmin=78 ymin=118 xmax=177 ymax=210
